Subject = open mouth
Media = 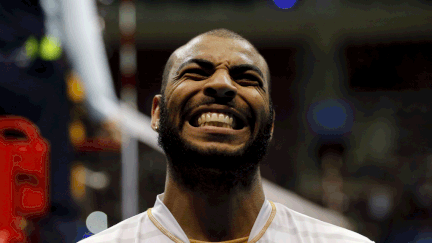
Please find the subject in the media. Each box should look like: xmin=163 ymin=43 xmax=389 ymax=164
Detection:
xmin=188 ymin=112 xmax=245 ymax=130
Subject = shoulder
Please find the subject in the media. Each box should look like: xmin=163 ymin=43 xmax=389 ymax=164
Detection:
xmin=78 ymin=212 xmax=152 ymax=243
xmin=267 ymin=202 xmax=375 ymax=243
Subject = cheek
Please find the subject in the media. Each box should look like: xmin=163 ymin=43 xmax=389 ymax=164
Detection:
xmin=248 ymin=89 xmax=270 ymax=115
xmin=239 ymin=89 xmax=270 ymax=131
xmin=165 ymin=81 xmax=200 ymax=123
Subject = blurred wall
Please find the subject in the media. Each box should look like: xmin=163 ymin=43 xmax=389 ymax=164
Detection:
xmin=88 ymin=0 xmax=432 ymax=241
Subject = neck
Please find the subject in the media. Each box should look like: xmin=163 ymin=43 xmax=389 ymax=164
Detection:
xmin=162 ymin=167 xmax=266 ymax=242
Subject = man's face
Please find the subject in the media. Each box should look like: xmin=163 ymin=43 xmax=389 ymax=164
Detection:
xmin=151 ymin=35 xmax=274 ymax=192
xmin=156 ymin=35 xmax=273 ymax=151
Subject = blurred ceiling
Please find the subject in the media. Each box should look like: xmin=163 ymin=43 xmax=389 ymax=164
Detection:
xmin=101 ymin=0 xmax=432 ymax=49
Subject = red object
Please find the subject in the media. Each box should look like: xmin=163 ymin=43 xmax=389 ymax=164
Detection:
xmin=0 ymin=116 xmax=50 ymax=243
xmin=76 ymin=138 xmax=120 ymax=152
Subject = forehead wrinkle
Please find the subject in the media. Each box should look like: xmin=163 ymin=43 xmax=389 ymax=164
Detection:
xmin=170 ymin=43 xmax=202 ymax=77
xmin=168 ymin=35 xmax=270 ymax=86
xmin=177 ymin=49 xmax=262 ymax=72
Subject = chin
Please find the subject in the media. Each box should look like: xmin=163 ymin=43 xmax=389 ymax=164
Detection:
xmin=185 ymin=139 xmax=247 ymax=155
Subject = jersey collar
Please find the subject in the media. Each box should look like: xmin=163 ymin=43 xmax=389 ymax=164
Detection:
xmin=147 ymin=193 xmax=276 ymax=243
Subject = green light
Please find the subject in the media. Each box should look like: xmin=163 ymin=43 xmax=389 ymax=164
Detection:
xmin=40 ymin=36 xmax=62 ymax=61
xmin=25 ymin=36 xmax=39 ymax=59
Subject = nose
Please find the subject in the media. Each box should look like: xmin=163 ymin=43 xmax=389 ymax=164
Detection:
xmin=203 ymin=70 xmax=237 ymax=99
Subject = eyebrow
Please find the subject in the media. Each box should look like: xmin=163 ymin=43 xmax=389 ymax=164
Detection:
xmin=176 ymin=58 xmax=265 ymax=80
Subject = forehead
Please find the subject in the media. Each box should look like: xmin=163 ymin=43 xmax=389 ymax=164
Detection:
xmin=172 ymin=35 xmax=267 ymax=73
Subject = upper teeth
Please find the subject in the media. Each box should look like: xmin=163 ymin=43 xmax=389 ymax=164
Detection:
xmin=197 ymin=112 xmax=235 ymax=128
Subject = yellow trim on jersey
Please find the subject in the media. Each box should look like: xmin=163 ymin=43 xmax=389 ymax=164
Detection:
xmin=147 ymin=201 xmax=276 ymax=243
xmin=248 ymin=201 xmax=276 ymax=243
xmin=147 ymin=208 xmax=184 ymax=243
xmin=190 ymin=236 xmax=248 ymax=243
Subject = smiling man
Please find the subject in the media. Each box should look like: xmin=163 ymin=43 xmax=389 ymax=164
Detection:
xmin=80 ymin=29 xmax=374 ymax=243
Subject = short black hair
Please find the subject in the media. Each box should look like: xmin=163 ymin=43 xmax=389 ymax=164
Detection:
xmin=160 ymin=28 xmax=271 ymax=97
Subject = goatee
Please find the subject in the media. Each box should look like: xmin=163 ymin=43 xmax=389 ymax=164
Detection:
xmin=157 ymin=97 xmax=274 ymax=195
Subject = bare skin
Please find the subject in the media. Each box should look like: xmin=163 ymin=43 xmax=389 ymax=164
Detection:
xmin=163 ymin=169 xmax=265 ymax=241
xmin=151 ymin=35 xmax=274 ymax=242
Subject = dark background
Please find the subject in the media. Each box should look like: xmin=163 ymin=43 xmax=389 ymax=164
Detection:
xmin=70 ymin=0 xmax=432 ymax=242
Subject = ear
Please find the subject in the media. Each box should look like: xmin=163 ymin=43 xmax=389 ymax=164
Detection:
xmin=270 ymin=110 xmax=275 ymax=141
xmin=151 ymin=95 xmax=162 ymax=132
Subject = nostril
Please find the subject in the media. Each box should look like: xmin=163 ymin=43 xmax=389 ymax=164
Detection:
xmin=225 ymin=91 xmax=235 ymax=97
xmin=205 ymin=88 xmax=217 ymax=96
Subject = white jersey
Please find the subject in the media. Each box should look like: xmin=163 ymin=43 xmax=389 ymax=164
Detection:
xmin=79 ymin=193 xmax=375 ymax=243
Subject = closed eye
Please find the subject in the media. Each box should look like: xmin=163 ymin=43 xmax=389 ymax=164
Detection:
xmin=236 ymin=75 xmax=262 ymax=86
xmin=183 ymin=69 xmax=209 ymax=77
xmin=237 ymin=74 xmax=259 ymax=81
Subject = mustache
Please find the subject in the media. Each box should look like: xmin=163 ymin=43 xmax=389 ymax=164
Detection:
xmin=186 ymin=97 xmax=236 ymax=109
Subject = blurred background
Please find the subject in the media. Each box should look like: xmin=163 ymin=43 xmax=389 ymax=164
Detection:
xmin=1 ymin=0 xmax=432 ymax=242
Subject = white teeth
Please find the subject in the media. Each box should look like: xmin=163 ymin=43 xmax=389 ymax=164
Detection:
xmin=223 ymin=115 xmax=229 ymax=124
xmin=211 ymin=113 xmax=218 ymax=121
xmin=218 ymin=114 xmax=224 ymax=123
xmin=197 ymin=112 xmax=235 ymax=128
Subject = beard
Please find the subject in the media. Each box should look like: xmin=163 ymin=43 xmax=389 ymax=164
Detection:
xmin=157 ymin=97 xmax=274 ymax=195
